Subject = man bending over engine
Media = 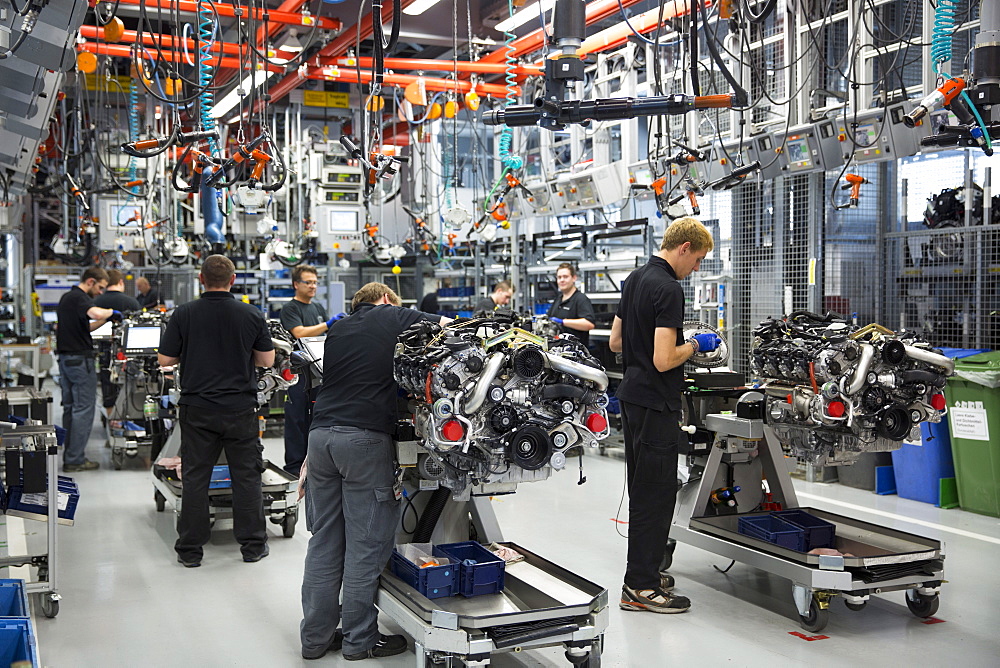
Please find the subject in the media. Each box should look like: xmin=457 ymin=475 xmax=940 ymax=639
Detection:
xmin=609 ymin=217 xmax=720 ymax=614
xmin=299 ymin=283 xmax=449 ymax=661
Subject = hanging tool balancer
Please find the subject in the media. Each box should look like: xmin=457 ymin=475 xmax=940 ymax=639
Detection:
xmin=482 ymin=0 xmax=738 ymax=131
xmin=339 ymin=136 xmax=409 ymax=199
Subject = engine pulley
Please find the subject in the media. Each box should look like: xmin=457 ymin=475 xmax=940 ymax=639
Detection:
xmin=488 ymin=405 xmax=519 ymax=434
xmin=507 ymin=425 xmax=553 ymax=471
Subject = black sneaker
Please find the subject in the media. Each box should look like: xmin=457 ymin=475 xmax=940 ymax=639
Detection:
xmin=63 ymin=459 xmax=100 ymax=472
xmin=243 ymin=545 xmax=269 ymax=563
xmin=620 ymin=585 xmax=690 ymax=614
xmin=302 ymin=630 xmax=344 ymax=660
xmin=660 ymin=573 xmax=675 ymax=591
xmin=344 ymin=634 xmax=408 ymax=661
xmin=177 ymin=556 xmax=201 ymax=568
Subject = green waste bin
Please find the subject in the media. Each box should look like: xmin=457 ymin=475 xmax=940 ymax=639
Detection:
xmin=946 ymin=351 xmax=1000 ymax=517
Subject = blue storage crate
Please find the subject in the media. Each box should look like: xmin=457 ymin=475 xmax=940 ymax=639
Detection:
xmin=6 ymin=477 xmax=80 ymax=526
xmin=0 ymin=619 xmax=38 ymax=667
xmin=210 ymin=465 xmax=232 ymax=489
xmin=771 ymin=510 xmax=836 ymax=550
xmin=390 ymin=547 xmax=459 ymax=599
xmin=534 ymin=303 xmax=550 ymax=316
xmin=457 ymin=311 xmax=473 ymax=319
xmin=737 ymin=514 xmax=805 ymax=551
xmin=434 ymin=541 xmax=505 ymax=597
xmin=0 ymin=581 xmax=28 ymax=618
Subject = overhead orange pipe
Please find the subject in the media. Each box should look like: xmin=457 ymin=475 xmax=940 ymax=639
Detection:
xmin=107 ymin=0 xmax=341 ymax=31
xmin=330 ymin=56 xmax=542 ymax=77
xmin=78 ymin=41 xmax=284 ymax=73
xmin=79 ymin=25 xmax=299 ymax=63
xmin=307 ymin=68 xmax=514 ymax=97
xmin=577 ymin=0 xmax=705 ymax=56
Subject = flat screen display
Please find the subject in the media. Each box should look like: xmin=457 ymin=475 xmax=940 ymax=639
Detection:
xmin=328 ymin=209 xmax=359 ymax=233
xmin=302 ymin=337 xmax=326 ymax=372
xmin=786 ymin=134 xmax=815 ymax=171
xmin=91 ymin=321 xmax=114 ymax=339
xmin=125 ymin=326 xmax=160 ymax=351
xmin=42 ymin=311 xmax=58 ymax=323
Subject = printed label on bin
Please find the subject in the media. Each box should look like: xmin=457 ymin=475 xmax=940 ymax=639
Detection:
xmin=20 ymin=491 xmax=70 ymax=511
xmin=950 ymin=407 xmax=990 ymax=441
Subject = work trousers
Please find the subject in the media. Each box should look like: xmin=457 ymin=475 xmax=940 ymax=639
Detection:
xmin=621 ymin=401 xmax=681 ymax=590
xmin=282 ymin=375 xmax=316 ymax=477
xmin=58 ymin=354 xmax=97 ymax=467
xmin=174 ymin=405 xmax=267 ymax=562
xmin=300 ymin=426 xmax=399 ymax=657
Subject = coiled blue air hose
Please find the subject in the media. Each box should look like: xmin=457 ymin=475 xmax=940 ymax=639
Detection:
xmin=931 ymin=0 xmax=991 ymax=151
xmin=126 ymin=80 xmax=140 ymax=196
xmin=498 ymin=0 xmax=522 ymax=170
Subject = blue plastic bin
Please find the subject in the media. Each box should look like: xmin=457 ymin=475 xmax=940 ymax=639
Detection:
xmin=0 ymin=620 xmax=38 ymax=667
xmin=6 ymin=477 xmax=80 ymax=525
xmin=434 ymin=541 xmax=505 ymax=597
xmin=209 ymin=466 xmax=232 ymax=489
xmin=534 ymin=303 xmax=550 ymax=316
xmin=889 ymin=347 xmax=988 ymax=507
xmin=0 ymin=581 xmax=28 ymax=618
xmin=737 ymin=514 xmax=804 ymax=551
xmin=390 ymin=547 xmax=459 ymax=599
xmin=771 ymin=510 xmax=836 ymax=550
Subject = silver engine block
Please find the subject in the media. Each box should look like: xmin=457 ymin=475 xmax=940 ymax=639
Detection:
xmin=751 ymin=312 xmax=955 ymax=467
xmin=394 ymin=312 xmax=610 ymax=495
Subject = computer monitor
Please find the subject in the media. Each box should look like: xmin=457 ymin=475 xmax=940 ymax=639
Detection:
xmin=41 ymin=311 xmax=58 ymax=323
xmin=124 ymin=325 xmax=161 ymax=354
xmin=91 ymin=321 xmax=114 ymax=339
xmin=300 ymin=336 xmax=326 ymax=373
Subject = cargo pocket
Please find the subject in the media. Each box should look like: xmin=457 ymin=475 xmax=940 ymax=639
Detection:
xmin=365 ymin=486 xmax=400 ymax=543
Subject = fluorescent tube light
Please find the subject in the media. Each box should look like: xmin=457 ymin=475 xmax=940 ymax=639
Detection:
xmin=494 ymin=0 xmax=555 ymax=33
xmin=210 ymin=70 xmax=277 ymax=119
xmin=403 ymin=0 xmax=446 ymax=16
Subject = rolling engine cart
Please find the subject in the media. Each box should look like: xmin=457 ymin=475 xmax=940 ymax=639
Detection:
xmin=378 ymin=496 xmax=607 ymax=667
xmin=150 ymin=422 xmax=300 ymax=537
xmin=0 ymin=422 xmax=63 ymax=618
xmin=672 ymin=402 xmax=945 ymax=632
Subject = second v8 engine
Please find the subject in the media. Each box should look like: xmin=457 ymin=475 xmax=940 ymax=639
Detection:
xmin=394 ymin=312 xmax=610 ymax=495
xmin=751 ymin=311 xmax=955 ymax=466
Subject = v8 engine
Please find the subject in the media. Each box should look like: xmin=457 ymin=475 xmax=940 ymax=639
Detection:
xmin=751 ymin=311 xmax=954 ymax=467
xmin=257 ymin=320 xmax=299 ymax=405
xmin=394 ymin=312 xmax=610 ymax=495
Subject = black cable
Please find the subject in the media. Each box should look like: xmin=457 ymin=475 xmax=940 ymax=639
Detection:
xmin=690 ymin=0 xmax=700 ymax=96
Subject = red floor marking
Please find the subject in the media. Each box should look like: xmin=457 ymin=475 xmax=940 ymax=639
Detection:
xmin=788 ymin=632 xmax=829 ymax=641
xmin=609 ymin=518 xmax=628 ymax=524
xmin=921 ymin=617 xmax=946 ymax=625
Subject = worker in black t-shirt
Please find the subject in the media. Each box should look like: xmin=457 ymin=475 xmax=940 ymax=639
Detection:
xmin=136 ymin=276 xmax=161 ymax=309
xmin=94 ymin=269 xmax=142 ymax=424
xmin=300 ymin=283 xmax=449 ymax=661
xmin=279 ymin=264 xmax=341 ymax=477
xmin=56 ymin=266 xmax=118 ymax=472
xmin=609 ymin=217 xmax=720 ymax=615
xmin=158 ymin=255 xmax=275 ymax=568
xmin=547 ymin=263 xmax=596 ymax=346
xmin=473 ymin=280 xmax=513 ymax=314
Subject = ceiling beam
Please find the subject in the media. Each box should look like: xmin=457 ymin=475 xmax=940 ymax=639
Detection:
xmin=108 ymin=0 xmax=342 ymax=31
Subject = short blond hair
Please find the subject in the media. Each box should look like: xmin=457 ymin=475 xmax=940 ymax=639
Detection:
xmin=660 ymin=217 xmax=714 ymax=252
xmin=352 ymin=282 xmax=402 ymax=311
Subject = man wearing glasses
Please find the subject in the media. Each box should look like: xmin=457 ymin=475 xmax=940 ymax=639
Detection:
xmin=279 ymin=265 xmax=342 ymax=476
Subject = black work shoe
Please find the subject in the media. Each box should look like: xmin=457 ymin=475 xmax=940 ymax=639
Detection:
xmin=243 ymin=545 xmax=269 ymax=563
xmin=344 ymin=634 xmax=408 ymax=660
xmin=619 ymin=585 xmax=691 ymax=614
xmin=177 ymin=556 xmax=201 ymax=568
xmin=63 ymin=459 xmax=100 ymax=472
xmin=302 ymin=630 xmax=344 ymax=660
xmin=660 ymin=573 xmax=675 ymax=591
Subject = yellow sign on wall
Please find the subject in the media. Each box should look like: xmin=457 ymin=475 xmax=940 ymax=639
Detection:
xmin=303 ymin=91 xmax=350 ymax=109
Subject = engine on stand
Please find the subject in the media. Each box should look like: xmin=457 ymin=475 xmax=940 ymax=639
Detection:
xmin=256 ymin=320 xmax=300 ymax=406
xmin=394 ymin=311 xmax=611 ymax=498
xmin=750 ymin=311 xmax=955 ymax=467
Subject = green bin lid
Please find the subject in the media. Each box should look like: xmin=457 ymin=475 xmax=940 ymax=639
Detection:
xmin=952 ymin=350 xmax=1000 ymax=371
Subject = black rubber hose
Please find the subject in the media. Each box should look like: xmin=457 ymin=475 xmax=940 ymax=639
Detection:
xmin=900 ymin=370 xmax=948 ymax=388
xmin=412 ymin=486 xmax=450 ymax=543
xmin=541 ymin=384 xmax=599 ymax=403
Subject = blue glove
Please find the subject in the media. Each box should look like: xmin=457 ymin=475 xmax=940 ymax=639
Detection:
xmin=326 ymin=313 xmax=347 ymax=327
xmin=109 ymin=310 xmax=123 ymax=323
xmin=551 ymin=317 xmax=564 ymax=325
xmin=690 ymin=332 xmax=721 ymax=353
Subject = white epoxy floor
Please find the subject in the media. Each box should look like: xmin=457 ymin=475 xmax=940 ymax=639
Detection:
xmin=20 ymin=410 xmax=1000 ymax=667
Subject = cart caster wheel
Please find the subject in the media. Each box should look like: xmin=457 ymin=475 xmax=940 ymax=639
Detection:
xmin=282 ymin=513 xmax=297 ymax=538
xmin=905 ymin=590 xmax=940 ymax=618
xmin=844 ymin=599 xmax=868 ymax=612
xmin=112 ymin=449 xmax=125 ymax=470
xmin=39 ymin=595 xmax=59 ymax=619
xmin=798 ymin=596 xmax=829 ymax=633
xmin=154 ymin=491 xmax=166 ymax=512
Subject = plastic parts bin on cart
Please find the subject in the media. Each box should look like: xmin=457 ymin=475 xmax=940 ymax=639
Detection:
xmin=0 ymin=581 xmax=28 ymax=618
xmin=946 ymin=351 xmax=1000 ymax=517
xmin=390 ymin=544 xmax=458 ymax=600
xmin=0 ymin=620 xmax=38 ymax=668
xmin=737 ymin=514 xmax=803 ymax=550
xmin=435 ymin=541 xmax=506 ymax=597
xmin=771 ymin=509 xmax=836 ymax=550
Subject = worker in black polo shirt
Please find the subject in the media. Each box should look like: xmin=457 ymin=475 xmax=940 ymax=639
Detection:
xmin=94 ymin=269 xmax=142 ymax=427
xmin=136 ymin=276 xmax=161 ymax=309
xmin=609 ymin=217 xmax=720 ymax=614
xmin=547 ymin=262 xmax=596 ymax=346
xmin=300 ymin=283 xmax=449 ymax=661
xmin=56 ymin=266 xmax=118 ymax=472
xmin=279 ymin=264 xmax=342 ymax=477
xmin=158 ymin=255 xmax=275 ymax=568
xmin=473 ymin=280 xmax=513 ymax=314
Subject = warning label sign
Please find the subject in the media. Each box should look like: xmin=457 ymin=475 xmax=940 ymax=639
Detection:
xmin=950 ymin=408 xmax=990 ymax=441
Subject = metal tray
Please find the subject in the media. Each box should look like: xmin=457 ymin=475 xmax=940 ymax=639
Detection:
xmin=690 ymin=507 xmax=941 ymax=567
xmin=158 ymin=461 xmax=296 ymax=497
xmin=379 ymin=542 xmax=607 ymax=629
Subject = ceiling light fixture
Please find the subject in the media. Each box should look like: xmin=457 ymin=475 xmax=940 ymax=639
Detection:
xmin=210 ymin=69 xmax=278 ymax=119
xmin=403 ymin=0 xmax=446 ymax=17
xmin=494 ymin=0 xmax=556 ymax=33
